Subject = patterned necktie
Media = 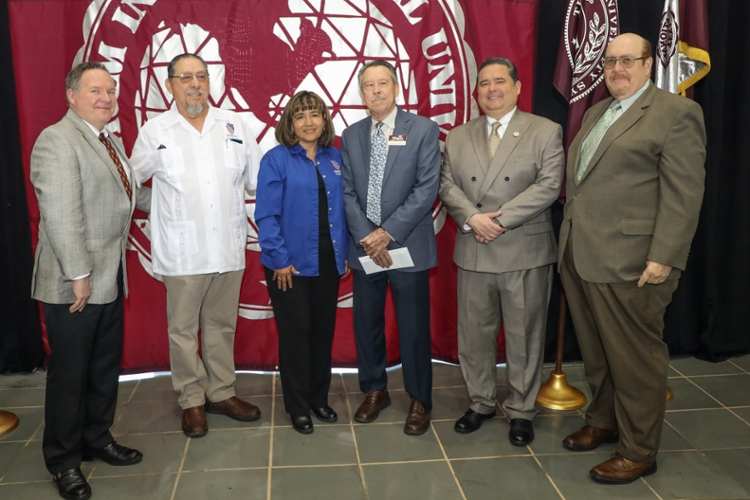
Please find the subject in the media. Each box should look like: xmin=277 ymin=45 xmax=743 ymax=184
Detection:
xmin=489 ymin=121 xmax=501 ymax=157
xmin=575 ymin=102 xmax=622 ymax=182
xmin=98 ymin=133 xmax=132 ymax=199
xmin=366 ymin=122 xmax=387 ymax=225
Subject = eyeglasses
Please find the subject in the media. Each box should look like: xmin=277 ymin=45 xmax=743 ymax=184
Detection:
xmin=603 ymin=56 xmax=647 ymax=69
xmin=170 ymin=72 xmax=209 ymax=83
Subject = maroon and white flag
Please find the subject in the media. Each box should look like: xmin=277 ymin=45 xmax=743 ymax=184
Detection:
xmin=9 ymin=0 xmax=539 ymax=371
xmin=654 ymin=0 xmax=710 ymax=96
xmin=554 ymin=0 xmax=620 ymax=151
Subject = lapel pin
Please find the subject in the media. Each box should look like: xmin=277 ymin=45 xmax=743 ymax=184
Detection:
xmin=512 ymin=131 xmax=520 ymax=137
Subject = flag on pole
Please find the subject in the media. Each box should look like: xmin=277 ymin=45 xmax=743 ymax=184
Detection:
xmin=655 ymin=0 xmax=710 ymax=96
xmin=554 ymin=0 xmax=620 ymax=199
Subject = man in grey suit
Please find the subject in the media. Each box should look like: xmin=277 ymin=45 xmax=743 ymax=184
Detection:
xmin=30 ymin=62 xmax=149 ymax=500
xmin=559 ymin=33 xmax=706 ymax=483
xmin=440 ymin=57 xmax=564 ymax=445
xmin=341 ymin=60 xmax=441 ymax=435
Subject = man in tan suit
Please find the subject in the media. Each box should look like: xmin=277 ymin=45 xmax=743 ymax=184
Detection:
xmin=31 ymin=61 xmax=150 ymax=500
xmin=559 ymin=33 xmax=706 ymax=483
xmin=440 ymin=57 xmax=564 ymax=445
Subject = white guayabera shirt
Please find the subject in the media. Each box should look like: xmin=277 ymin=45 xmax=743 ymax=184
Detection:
xmin=131 ymin=105 xmax=262 ymax=276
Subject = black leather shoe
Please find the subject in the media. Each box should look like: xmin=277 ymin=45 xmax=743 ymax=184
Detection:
xmin=454 ymin=409 xmax=496 ymax=434
xmin=509 ymin=418 xmax=534 ymax=446
xmin=291 ymin=415 xmax=314 ymax=434
xmin=83 ymin=442 xmax=143 ymax=466
xmin=53 ymin=468 xmax=91 ymax=500
xmin=312 ymin=406 xmax=338 ymax=423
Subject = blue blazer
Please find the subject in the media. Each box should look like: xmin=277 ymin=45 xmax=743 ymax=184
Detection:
xmin=341 ymin=107 xmax=441 ymax=272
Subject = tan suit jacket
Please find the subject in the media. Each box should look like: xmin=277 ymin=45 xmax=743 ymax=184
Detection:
xmin=30 ymin=110 xmax=151 ymax=304
xmin=440 ymin=110 xmax=564 ymax=273
xmin=558 ymin=83 xmax=706 ymax=283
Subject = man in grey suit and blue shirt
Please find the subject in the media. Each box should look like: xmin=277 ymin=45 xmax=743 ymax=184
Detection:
xmin=341 ymin=60 xmax=441 ymax=435
xmin=30 ymin=61 xmax=149 ymax=500
xmin=439 ymin=57 xmax=564 ymax=446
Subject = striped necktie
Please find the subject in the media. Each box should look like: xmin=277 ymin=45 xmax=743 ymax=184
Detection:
xmin=98 ymin=133 xmax=132 ymax=199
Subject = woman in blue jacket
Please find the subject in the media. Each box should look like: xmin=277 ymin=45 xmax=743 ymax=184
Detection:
xmin=255 ymin=91 xmax=348 ymax=434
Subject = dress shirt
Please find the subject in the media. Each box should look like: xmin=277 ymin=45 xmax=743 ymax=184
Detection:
xmin=484 ymin=107 xmax=517 ymax=139
xmin=370 ymin=105 xmax=398 ymax=155
xmin=255 ymin=144 xmax=348 ymax=276
xmin=130 ymin=105 xmax=262 ymax=276
xmin=584 ymin=80 xmax=651 ymax=154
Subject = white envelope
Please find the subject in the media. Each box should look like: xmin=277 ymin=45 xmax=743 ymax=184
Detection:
xmin=358 ymin=247 xmax=415 ymax=275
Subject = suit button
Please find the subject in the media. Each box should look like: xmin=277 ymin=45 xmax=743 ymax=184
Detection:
xmin=504 ymin=177 xmax=510 ymax=181
xmin=471 ymin=176 xmax=476 ymax=181
xmin=575 ymin=192 xmax=580 ymax=197
xmin=476 ymin=203 xmax=482 ymax=208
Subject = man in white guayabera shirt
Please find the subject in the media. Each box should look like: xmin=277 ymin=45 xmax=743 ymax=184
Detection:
xmin=131 ymin=53 xmax=263 ymax=438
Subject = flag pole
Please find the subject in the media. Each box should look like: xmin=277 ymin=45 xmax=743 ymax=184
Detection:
xmin=0 ymin=411 xmax=19 ymax=438
xmin=536 ymin=290 xmax=586 ymax=410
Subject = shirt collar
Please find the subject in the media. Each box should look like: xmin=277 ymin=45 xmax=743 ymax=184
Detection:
xmin=371 ymin=105 xmax=398 ymax=131
xmin=617 ymin=80 xmax=651 ymax=113
xmin=81 ymin=119 xmax=105 ymax=137
xmin=485 ymin=106 xmax=517 ymax=130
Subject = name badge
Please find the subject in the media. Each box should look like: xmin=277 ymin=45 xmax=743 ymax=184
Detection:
xmin=388 ymin=134 xmax=407 ymax=146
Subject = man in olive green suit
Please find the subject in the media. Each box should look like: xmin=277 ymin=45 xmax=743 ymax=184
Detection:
xmin=559 ymin=33 xmax=706 ymax=484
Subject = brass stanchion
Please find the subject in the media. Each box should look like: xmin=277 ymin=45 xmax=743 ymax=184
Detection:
xmin=0 ymin=410 xmax=20 ymax=438
xmin=536 ymin=290 xmax=587 ymax=410
xmin=666 ymin=386 xmax=674 ymax=403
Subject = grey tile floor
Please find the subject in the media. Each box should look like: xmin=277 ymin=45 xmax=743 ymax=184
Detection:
xmin=1 ymin=355 xmax=750 ymax=499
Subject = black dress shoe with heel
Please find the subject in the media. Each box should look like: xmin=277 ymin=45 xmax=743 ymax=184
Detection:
xmin=312 ymin=406 xmax=338 ymax=423
xmin=509 ymin=418 xmax=534 ymax=446
xmin=53 ymin=468 xmax=91 ymax=500
xmin=291 ymin=415 xmax=314 ymax=434
xmin=83 ymin=442 xmax=143 ymax=466
xmin=454 ymin=409 xmax=496 ymax=434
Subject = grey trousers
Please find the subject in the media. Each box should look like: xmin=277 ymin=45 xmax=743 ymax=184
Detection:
xmin=457 ymin=265 xmax=553 ymax=420
xmin=163 ymin=270 xmax=243 ymax=409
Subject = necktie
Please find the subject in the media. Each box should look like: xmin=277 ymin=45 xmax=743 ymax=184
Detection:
xmin=489 ymin=121 xmax=501 ymax=157
xmin=98 ymin=133 xmax=132 ymax=199
xmin=366 ymin=122 xmax=387 ymax=225
xmin=575 ymin=102 xmax=622 ymax=182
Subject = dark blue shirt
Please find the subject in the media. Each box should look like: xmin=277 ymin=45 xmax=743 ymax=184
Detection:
xmin=256 ymin=144 xmax=348 ymax=276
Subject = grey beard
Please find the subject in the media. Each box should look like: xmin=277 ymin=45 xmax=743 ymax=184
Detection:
xmin=185 ymin=102 xmax=206 ymax=115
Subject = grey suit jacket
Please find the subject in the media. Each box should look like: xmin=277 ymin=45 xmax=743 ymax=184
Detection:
xmin=341 ymin=106 xmax=441 ymax=272
xmin=30 ymin=109 xmax=151 ymax=304
xmin=558 ymin=83 xmax=706 ymax=283
xmin=439 ymin=110 xmax=564 ymax=274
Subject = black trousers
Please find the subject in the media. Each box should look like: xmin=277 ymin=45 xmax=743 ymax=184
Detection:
xmin=42 ymin=272 xmax=123 ymax=474
xmin=265 ymin=237 xmax=341 ymax=416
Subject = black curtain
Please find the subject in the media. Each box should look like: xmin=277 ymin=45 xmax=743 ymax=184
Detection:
xmin=0 ymin=0 xmax=747 ymax=373
xmin=536 ymin=0 xmax=750 ymax=362
xmin=0 ymin=0 xmax=45 ymax=373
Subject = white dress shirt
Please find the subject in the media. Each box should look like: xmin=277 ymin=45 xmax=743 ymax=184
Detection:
xmin=130 ymin=105 xmax=262 ymax=276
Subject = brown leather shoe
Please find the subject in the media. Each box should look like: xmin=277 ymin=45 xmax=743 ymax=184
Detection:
xmin=205 ymin=396 xmax=261 ymax=422
xmin=563 ymin=425 xmax=619 ymax=451
xmin=182 ymin=406 xmax=208 ymax=437
xmin=590 ymin=453 xmax=657 ymax=484
xmin=404 ymin=398 xmax=431 ymax=435
xmin=354 ymin=389 xmax=391 ymax=423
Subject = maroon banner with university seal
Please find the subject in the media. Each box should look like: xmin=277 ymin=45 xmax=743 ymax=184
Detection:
xmin=9 ymin=0 xmax=538 ymax=371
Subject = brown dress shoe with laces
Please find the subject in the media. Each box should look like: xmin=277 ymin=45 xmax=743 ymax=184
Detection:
xmin=563 ymin=425 xmax=619 ymax=451
xmin=354 ymin=389 xmax=391 ymax=423
xmin=205 ymin=396 xmax=261 ymax=421
xmin=182 ymin=405 xmax=208 ymax=437
xmin=590 ymin=453 xmax=657 ymax=484
xmin=404 ymin=398 xmax=431 ymax=435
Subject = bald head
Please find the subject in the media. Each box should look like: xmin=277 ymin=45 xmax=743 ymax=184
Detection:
xmin=604 ymin=33 xmax=653 ymax=100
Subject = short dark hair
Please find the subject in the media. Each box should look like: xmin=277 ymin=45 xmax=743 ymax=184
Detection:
xmin=275 ymin=91 xmax=335 ymax=148
xmin=476 ymin=57 xmax=519 ymax=85
xmin=65 ymin=61 xmax=110 ymax=105
xmin=358 ymin=60 xmax=398 ymax=90
xmin=167 ymin=53 xmax=208 ymax=79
